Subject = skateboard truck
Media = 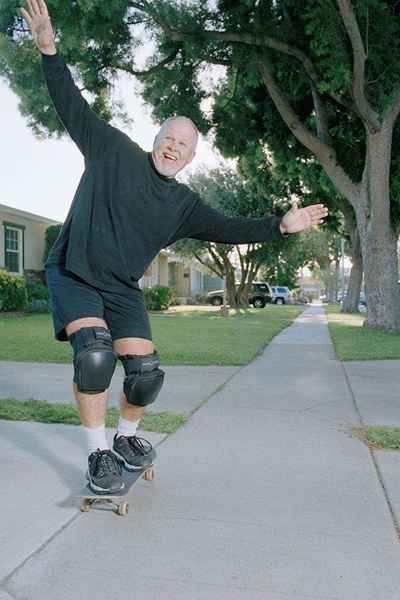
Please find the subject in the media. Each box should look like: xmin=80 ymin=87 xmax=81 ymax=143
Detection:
xmin=79 ymin=465 xmax=155 ymax=516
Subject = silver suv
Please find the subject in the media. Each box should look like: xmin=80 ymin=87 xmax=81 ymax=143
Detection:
xmin=270 ymin=286 xmax=291 ymax=304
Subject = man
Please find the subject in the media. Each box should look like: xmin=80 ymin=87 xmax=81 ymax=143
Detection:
xmin=20 ymin=0 xmax=329 ymax=494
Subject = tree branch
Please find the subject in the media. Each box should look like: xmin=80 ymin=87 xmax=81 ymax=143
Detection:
xmin=129 ymin=0 xmax=354 ymax=112
xmin=336 ymin=0 xmax=380 ymax=132
xmin=192 ymin=251 xmax=222 ymax=278
xmin=112 ymin=46 xmax=181 ymax=77
xmin=310 ymin=82 xmax=333 ymax=146
xmin=257 ymin=56 xmax=360 ymax=206
xmin=207 ymin=244 xmax=226 ymax=272
xmin=383 ymin=88 xmax=400 ymax=129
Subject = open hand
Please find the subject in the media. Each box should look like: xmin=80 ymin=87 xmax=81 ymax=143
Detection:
xmin=19 ymin=0 xmax=56 ymax=55
xmin=280 ymin=201 xmax=328 ymax=234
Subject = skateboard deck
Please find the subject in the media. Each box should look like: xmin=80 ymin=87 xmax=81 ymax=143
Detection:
xmin=78 ymin=464 xmax=155 ymax=516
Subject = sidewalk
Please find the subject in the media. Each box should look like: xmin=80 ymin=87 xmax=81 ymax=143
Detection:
xmin=0 ymin=363 xmax=239 ymax=414
xmin=1 ymin=305 xmax=400 ymax=599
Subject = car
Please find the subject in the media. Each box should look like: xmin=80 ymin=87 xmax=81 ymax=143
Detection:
xmin=206 ymin=281 xmax=272 ymax=308
xmin=270 ymin=286 xmax=291 ymax=304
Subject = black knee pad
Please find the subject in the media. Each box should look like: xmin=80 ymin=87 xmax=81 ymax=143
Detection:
xmin=69 ymin=327 xmax=117 ymax=394
xmin=119 ymin=351 xmax=165 ymax=407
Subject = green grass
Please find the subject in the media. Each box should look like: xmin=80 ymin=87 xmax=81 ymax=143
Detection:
xmin=354 ymin=426 xmax=400 ymax=450
xmin=0 ymin=305 xmax=305 ymax=365
xmin=0 ymin=398 xmax=186 ymax=434
xmin=324 ymin=304 xmax=400 ymax=361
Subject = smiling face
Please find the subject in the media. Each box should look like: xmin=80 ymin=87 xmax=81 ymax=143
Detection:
xmin=152 ymin=117 xmax=198 ymax=178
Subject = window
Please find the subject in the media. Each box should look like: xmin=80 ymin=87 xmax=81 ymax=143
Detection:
xmin=4 ymin=223 xmax=24 ymax=275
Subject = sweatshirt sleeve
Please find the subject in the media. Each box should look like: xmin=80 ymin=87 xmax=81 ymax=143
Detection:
xmin=41 ymin=52 xmax=123 ymax=161
xmin=177 ymin=195 xmax=284 ymax=244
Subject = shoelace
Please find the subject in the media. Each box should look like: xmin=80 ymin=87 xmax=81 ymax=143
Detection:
xmin=127 ymin=436 xmax=153 ymax=456
xmin=92 ymin=450 xmax=121 ymax=478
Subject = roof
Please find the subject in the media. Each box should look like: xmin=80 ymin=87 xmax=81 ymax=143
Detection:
xmin=0 ymin=203 xmax=61 ymax=226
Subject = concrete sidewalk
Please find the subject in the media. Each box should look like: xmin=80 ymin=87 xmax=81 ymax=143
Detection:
xmin=1 ymin=305 xmax=400 ymax=599
xmin=0 ymin=362 xmax=239 ymax=414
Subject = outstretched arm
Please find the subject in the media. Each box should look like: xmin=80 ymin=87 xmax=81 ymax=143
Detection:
xmin=175 ymin=196 xmax=329 ymax=245
xmin=20 ymin=0 xmax=122 ymax=161
xmin=177 ymin=196 xmax=284 ymax=244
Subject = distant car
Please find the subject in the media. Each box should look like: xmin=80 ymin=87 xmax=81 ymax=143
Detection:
xmin=270 ymin=286 xmax=291 ymax=305
xmin=206 ymin=281 xmax=272 ymax=309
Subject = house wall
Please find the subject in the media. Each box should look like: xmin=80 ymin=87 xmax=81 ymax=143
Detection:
xmin=0 ymin=211 xmax=51 ymax=273
xmin=140 ymin=252 xmax=169 ymax=288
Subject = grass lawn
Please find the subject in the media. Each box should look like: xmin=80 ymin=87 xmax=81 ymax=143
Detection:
xmin=354 ymin=426 xmax=400 ymax=450
xmin=0 ymin=398 xmax=186 ymax=434
xmin=0 ymin=305 xmax=305 ymax=365
xmin=324 ymin=304 xmax=400 ymax=361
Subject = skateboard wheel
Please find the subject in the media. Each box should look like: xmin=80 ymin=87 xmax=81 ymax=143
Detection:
xmin=80 ymin=499 xmax=91 ymax=512
xmin=143 ymin=468 xmax=155 ymax=481
xmin=117 ymin=501 xmax=129 ymax=516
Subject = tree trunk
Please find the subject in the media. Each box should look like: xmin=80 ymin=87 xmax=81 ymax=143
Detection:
xmin=341 ymin=203 xmax=363 ymax=313
xmin=355 ymin=129 xmax=400 ymax=331
xmin=327 ymin=263 xmax=336 ymax=303
xmin=224 ymin=262 xmax=237 ymax=307
xmin=342 ymin=245 xmax=363 ymax=313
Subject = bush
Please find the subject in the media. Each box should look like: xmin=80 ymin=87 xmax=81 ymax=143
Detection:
xmin=193 ymin=293 xmax=209 ymax=305
xmin=143 ymin=285 xmax=172 ymax=311
xmin=25 ymin=299 xmax=50 ymax=313
xmin=44 ymin=224 xmax=62 ymax=263
xmin=0 ymin=270 xmax=28 ymax=311
xmin=26 ymin=281 xmax=49 ymax=302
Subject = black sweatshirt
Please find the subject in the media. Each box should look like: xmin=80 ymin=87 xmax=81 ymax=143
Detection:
xmin=41 ymin=52 xmax=284 ymax=292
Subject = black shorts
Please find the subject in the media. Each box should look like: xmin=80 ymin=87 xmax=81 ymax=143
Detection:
xmin=45 ymin=264 xmax=152 ymax=342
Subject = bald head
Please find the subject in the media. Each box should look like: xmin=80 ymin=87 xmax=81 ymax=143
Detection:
xmin=152 ymin=116 xmax=199 ymax=178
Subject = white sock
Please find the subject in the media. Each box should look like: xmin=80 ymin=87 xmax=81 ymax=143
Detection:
xmin=83 ymin=424 xmax=109 ymax=455
xmin=117 ymin=416 xmax=140 ymax=439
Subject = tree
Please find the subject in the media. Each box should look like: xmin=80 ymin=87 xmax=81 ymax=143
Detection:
xmin=3 ymin=1 xmax=400 ymax=328
xmin=172 ymin=167 xmax=288 ymax=307
xmin=136 ymin=0 xmax=400 ymax=331
xmin=43 ymin=223 xmax=62 ymax=263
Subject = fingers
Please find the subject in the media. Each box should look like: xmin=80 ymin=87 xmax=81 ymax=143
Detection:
xmin=304 ymin=205 xmax=328 ymax=220
xmin=19 ymin=6 xmax=33 ymax=26
xmin=38 ymin=0 xmax=49 ymax=17
xmin=29 ymin=0 xmax=42 ymax=16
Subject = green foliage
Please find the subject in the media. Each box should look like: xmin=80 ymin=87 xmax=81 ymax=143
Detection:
xmin=25 ymin=281 xmax=49 ymax=302
xmin=0 ymin=269 xmax=28 ymax=311
xmin=25 ymin=281 xmax=50 ymax=313
xmin=25 ymin=299 xmax=50 ymax=313
xmin=143 ymin=284 xmax=171 ymax=311
xmin=43 ymin=224 xmax=62 ymax=263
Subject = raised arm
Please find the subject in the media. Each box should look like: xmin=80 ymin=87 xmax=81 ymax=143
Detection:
xmin=20 ymin=0 xmax=122 ymax=161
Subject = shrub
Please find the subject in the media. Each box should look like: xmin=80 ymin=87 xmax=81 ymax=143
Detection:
xmin=0 ymin=270 xmax=28 ymax=311
xmin=44 ymin=224 xmax=62 ymax=263
xmin=25 ymin=299 xmax=50 ymax=313
xmin=143 ymin=285 xmax=172 ymax=311
xmin=25 ymin=281 xmax=49 ymax=302
xmin=193 ymin=293 xmax=209 ymax=305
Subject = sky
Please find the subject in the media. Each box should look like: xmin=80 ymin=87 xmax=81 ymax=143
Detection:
xmin=1 ymin=63 xmax=227 ymax=223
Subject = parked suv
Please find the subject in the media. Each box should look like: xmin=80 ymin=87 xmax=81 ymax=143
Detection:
xmin=270 ymin=286 xmax=291 ymax=305
xmin=206 ymin=281 xmax=272 ymax=308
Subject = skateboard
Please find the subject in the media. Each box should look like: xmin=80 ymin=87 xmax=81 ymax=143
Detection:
xmin=78 ymin=464 xmax=155 ymax=516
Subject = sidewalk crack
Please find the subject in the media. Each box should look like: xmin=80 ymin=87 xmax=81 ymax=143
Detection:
xmin=340 ymin=361 xmax=400 ymax=543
